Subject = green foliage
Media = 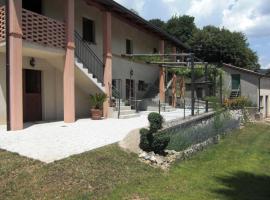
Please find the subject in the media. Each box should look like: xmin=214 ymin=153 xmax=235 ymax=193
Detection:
xmin=148 ymin=112 xmax=164 ymax=133
xmin=223 ymin=96 xmax=253 ymax=110
xmin=190 ymin=26 xmax=260 ymax=70
xmin=139 ymin=113 xmax=170 ymax=154
xmin=139 ymin=128 xmax=152 ymax=152
xmin=149 ymin=19 xmax=166 ymax=30
xmin=166 ymin=110 xmax=239 ymax=151
xmin=151 ymin=132 xmax=170 ymax=154
xmin=166 ymin=15 xmax=197 ymax=44
xmin=205 ymin=96 xmax=222 ymax=111
xmin=149 ymin=16 xmax=260 ymax=70
xmin=90 ymin=93 xmax=107 ymax=109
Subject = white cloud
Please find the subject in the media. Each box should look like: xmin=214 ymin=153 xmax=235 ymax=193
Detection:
xmin=114 ymin=0 xmax=145 ymax=14
xmin=221 ymin=0 xmax=270 ymax=37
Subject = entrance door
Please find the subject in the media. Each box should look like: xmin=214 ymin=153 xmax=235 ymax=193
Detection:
xmin=23 ymin=69 xmax=42 ymax=122
xmin=231 ymin=74 xmax=240 ymax=90
xmin=126 ymin=79 xmax=135 ymax=100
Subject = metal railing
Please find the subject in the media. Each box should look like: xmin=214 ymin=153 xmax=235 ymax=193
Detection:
xmin=110 ymin=79 xmax=122 ymax=119
xmin=75 ymin=31 xmax=104 ymax=84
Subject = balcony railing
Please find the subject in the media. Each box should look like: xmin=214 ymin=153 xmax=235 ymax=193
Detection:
xmin=0 ymin=6 xmax=66 ymax=49
xmin=0 ymin=6 xmax=5 ymax=42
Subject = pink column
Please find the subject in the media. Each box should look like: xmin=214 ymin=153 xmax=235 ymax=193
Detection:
xmin=103 ymin=11 xmax=112 ymax=118
xmin=9 ymin=0 xmax=23 ymax=130
xmin=172 ymin=46 xmax=177 ymax=62
xmin=64 ymin=0 xmax=75 ymax=123
xmin=159 ymin=40 xmax=165 ymax=103
xmin=172 ymin=74 xmax=177 ymax=108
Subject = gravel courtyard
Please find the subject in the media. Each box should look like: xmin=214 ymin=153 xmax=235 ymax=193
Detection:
xmin=0 ymin=110 xmax=191 ymax=163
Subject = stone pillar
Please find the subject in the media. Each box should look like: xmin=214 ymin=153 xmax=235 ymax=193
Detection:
xmin=64 ymin=0 xmax=75 ymax=123
xmin=159 ymin=39 xmax=165 ymax=103
xmin=172 ymin=74 xmax=177 ymax=108
xmin=8 ymin=0 xmax=23 ymax=130
xmin=103 ymin=11 xmax=112 ymax=118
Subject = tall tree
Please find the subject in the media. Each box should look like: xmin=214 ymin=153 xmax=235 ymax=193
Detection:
xmin=165 ymin=15 xmax=197 ymax=43
xmin=190 ymin=26 xmax=260 ymax=69
xmin=149 ymin=19 xmax=166 ymax=30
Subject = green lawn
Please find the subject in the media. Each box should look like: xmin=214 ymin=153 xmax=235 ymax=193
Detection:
xmin=0 ymin=123 xmax=270 ymax=200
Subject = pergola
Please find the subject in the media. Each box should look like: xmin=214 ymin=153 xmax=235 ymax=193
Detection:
xmin=122 ymin=53 xmax=222 ymax=116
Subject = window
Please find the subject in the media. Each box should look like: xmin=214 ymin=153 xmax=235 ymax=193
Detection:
xmin=138 ymin=80 xmax=147 ymax=91
xmin=126 ymin=39 xmax=133 ymax=54
xmin=23 ymin=0 xmax=42 ymax=14
xmin=153 ymin=48 xmax=158 ymax=54
xmin=83 ymin=18 xmax=95 ymax=43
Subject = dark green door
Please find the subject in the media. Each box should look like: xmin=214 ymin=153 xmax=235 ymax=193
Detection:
xmin=231 ymin=74 xmax=240 ymax=90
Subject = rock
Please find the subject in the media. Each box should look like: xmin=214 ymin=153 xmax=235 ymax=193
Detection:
xmin=139 ymin=152 xmax=147 ymax=158
xmin=149 ymin=155 xmax=157 ymax=163
xmin=156 ymin=156 xmax=165 ymax=165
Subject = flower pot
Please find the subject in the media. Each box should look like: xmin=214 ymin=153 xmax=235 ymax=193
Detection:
xmin=91 ymin=109 xmax=102 ymax=120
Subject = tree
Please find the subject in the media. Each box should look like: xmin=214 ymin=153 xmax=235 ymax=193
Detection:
xmin=190 ymin=26 xmax=260 ymax=70
xmin=149 ymin=16 xmax=260 ymax=69
xmin=149 ymin=19 xmax=166 ymax=30
xmin=165 ymin=15 xmax=197 ymax=43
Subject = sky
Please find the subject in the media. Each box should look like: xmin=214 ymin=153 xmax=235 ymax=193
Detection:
xmin=114 ymin=0 xmax=270 ymax=69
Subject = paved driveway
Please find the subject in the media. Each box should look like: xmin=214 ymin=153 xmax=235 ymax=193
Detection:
xmin=0 ymin=110 xmax=190 ymax=163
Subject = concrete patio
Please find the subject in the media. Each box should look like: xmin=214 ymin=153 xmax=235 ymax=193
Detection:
xmin=0 ymin=110 xmax=191 ymax=163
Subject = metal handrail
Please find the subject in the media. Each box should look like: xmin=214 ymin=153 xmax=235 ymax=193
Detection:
xmin=74 ymin=31 xmax=104 ymax=84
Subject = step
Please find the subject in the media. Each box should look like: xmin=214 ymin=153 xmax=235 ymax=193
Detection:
xmin=119 ymin=113 xmax=141 ymax=119
xmin=147 ymin=106 xmax=176 ymax=112
xmin=114 ymin=106 xmax=131 ymax=111
xmin=119 ymin=110 xmax=137 ymax=115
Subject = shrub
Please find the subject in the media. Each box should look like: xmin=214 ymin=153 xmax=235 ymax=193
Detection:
xmin=139 ymin=113 xmax=170 ymax=154
xmin=139 ymin=128 xmax=152 ymax=152
xmin=148 ymin=112 xmax=164 ymax=132
xmin=151 ymin=132 xmax=170 ymax=154
xmin=223 ymin=96 xmax=253 ymax=109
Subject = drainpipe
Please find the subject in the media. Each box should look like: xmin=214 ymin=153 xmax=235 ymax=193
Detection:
xmin=258 ymin=76 xmax=261 ymax=113
xmin=5 ymin=0 xmax=10 ymax=131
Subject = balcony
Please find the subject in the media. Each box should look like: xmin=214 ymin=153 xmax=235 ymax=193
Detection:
xmin=0 ymin=6 xmax=66 ymax=49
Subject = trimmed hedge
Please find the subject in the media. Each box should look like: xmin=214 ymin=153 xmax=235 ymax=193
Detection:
xmin=139 ymin=113 xmax=170 ymax=154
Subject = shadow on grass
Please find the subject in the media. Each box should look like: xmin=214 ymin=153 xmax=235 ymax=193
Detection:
xmin=214 ymin=171 xmax=270 ymax=200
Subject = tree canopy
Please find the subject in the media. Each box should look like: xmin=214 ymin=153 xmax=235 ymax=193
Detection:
xmin=149 ymin=16 xmax=260 ymax=70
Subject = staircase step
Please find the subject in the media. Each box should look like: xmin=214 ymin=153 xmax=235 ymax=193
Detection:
xmin=119 ymin=110 xmax=137 ymax=115
xmin=119 ymin=113 xmax=140 ymax=119
xmin=114 ymin=106 xmax=131 ymax=111
xmin=147 ymin=106 xmax=176 ymax=112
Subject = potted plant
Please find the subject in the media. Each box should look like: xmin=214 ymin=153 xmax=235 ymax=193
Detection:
xmin=90 ymin=93 xmax=107 ymax=120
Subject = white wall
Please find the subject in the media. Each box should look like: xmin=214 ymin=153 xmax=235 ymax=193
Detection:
xmin=112 ymin=56 xmax=159 ymax=100
xmin=222 ymin=67 xmax=259 ymax=106
xmin=260 ymin=78 xmax=270 ymax=117
xmin=111 ymin=16 xmax=160 ymax=55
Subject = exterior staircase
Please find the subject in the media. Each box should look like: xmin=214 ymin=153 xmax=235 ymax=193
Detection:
xmin=111 ymin=83 xmax=140 ymax=119
xmin=112 ymin=99 xmax=140 ymax=119
xmin=74 ymin=31 xmax=105 ymax=93
xmin=139 ymin=78 xmax=176 ymax=112
xmin=230 ymin=89 xmax=240 ymax=99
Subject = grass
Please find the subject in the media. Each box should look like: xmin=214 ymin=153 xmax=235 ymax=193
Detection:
xmin=0 ymin=123 xmax=270 ymax=199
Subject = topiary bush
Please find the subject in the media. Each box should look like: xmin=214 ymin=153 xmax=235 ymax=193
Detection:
xmin=139 ymin=113 xmax=170 ymax=154
xmin=148 ymin=112 xmax=164 ymax=132
xmin=139 ymin=128 xmax=152 ymax=152
xmin=151 ymin=132 xmax=170 ymax=154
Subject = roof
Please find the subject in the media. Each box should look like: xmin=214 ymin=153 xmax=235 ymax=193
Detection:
xmin=222 ymin=63 xmax=269 ymax=77
xmin=87 ymin=0 xmax=189 ymax=50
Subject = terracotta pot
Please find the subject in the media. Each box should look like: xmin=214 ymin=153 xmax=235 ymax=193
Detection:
xmin=91 ymin=109 xmax=102 ymax=120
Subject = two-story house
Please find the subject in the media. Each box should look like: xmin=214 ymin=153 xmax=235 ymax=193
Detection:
xmin=0 ymin=0 xmax=187 ymax=130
